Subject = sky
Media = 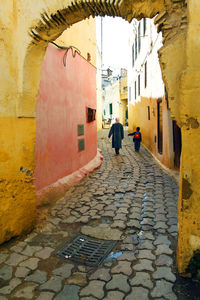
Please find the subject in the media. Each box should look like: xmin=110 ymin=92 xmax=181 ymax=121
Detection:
xmin=96 ymin=16 xmax=131 ymax=76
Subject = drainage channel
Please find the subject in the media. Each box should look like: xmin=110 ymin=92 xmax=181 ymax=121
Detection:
xmin=56 ymin=233 xmax=117 ymax=267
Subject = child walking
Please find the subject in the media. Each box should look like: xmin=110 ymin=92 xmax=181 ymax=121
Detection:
xmin=128 ymin=127 xmax=142 ymax=152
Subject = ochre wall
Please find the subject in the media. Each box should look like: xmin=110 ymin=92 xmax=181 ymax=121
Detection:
xmin=0 ymin=117 xmax=36 ymax=243
xmin=119 ymin=76 xmax=128 ymax=125
xmin=176 ymin=0 xmax=200 ymax=273
xmin=128 ymin=96 xmax=173 ymax=169
xmin=55 ymin=17 xmax=97 ymax=66
xmin=119 ymin=99 xmax=127 ymax=126
xmin=35 ymin=45 xmax=97 ymax=191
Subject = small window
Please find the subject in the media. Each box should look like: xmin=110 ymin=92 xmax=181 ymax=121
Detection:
xmin=135 ymin=81 xmax=137 ymax=99
xmin=157 ymin=100 xmax=163 ymax=154
xmin=87 ymin=53 xmax=91 ymax=62
xmin=132 ymin=44 xmax=135 ymax=67
xmin=77 ymin=124 xmax=84 ymax=136
xmin=135 ymin=37 xmax=138 ymax=60
xmin=144 ymin=62 xmax=147 ymax=88
xmin=129 ymin=86 xmax=131 ymax=102
xmin=87 ymin=107 xmax=96 ymax=122
xmin=78 ymin=138 xmax=85 ymax=152
xmin=138 ymin=23 xmax=141 ymax=53
xmin=165 ymin=86 xmax=169 ymax=108
xmin=109 ymin=103 xmax=113 ymax=115
xmin=138 ymin=75 xmax=140 ymax=96
xmin=147 ymin=106 xmax=150 ymax=120
xmin=143 ymin=18 xmax=146 ymax=35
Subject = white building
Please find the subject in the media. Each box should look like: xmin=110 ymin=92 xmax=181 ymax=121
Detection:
xmin=128 ymin=18 xmax=164 ymax=106
xmin=102 ymin=74 xmax=120 ymax=126
xmin=128 ymin=18 xmax=181 ymax=170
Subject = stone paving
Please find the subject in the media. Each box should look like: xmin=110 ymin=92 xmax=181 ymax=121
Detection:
xmin=0 ymin=129 xmax=199 ymax=300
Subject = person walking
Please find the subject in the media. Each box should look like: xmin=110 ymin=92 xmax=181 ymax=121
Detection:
xmin=128 ymin=126 xmax=142 ymax=152
xmin=108 ymin=117 xmax=124 ymax=155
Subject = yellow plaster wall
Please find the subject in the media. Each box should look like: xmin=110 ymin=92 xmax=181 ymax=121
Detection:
xmin=119 ymin=76 xmax=128 ymax=125
xmin=176 ymin=0 xmax=200 ymax=274
xmin=177 ymin=127 xmax=200 ymax=273
xmin=0 ymin=117 xmax=36 ymax=243
xmin=0 ymin=2 xmax=38 ymax=242
xmin=55 ymin=17 xmax=97 ymax=66
xmin=128 ymin=97 xmax=172 ymax=169
xmin=119 ymin=76 xmax=128 ymax=101
xmin=0 ymin=1 xmax=18 ymax=117
xmin=119 ymin=100 xmax=127 ymax=126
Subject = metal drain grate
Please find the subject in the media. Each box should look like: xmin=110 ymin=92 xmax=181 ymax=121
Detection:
xmin=56 ymin=234 xmax=117 ymax=267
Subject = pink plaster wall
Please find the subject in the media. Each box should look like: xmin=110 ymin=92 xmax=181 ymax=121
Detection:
xmin=35 ymin=44 xmax=97 ymax=191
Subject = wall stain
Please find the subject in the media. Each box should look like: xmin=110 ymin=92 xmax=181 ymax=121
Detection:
xmin=186 ymin=250 xmax=200 ymax=280
xmin=182 ymin=178 xmax=193 ymax=200
xmin=185 ymin=117 xmax=199 ymax=129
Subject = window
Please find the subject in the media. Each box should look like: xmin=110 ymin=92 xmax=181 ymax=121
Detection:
xmin=144 ymin=61 xmax=147 ymax=88
xmin=87 ymin=53 xmax=91 ymax=62
xmin=125 ymin=109 xmax=128 ymax=120
xmin=135 ymin=81 xmax=137 ymax=99
xmin=138 ymin=75 xmax=140 ymax=96
xmin=173 ymin=121 xmax=182 ymax=169
xmin=147 ymin=106 xmax=150 ymax=120
xmin=132 ymin=43 xmax=135 ymax=67
xmin=77 ymin=124 xmax=84 ymax=136
xmin=138 ymin=23 xmax=141 ymax=53
xmin=135 ymin=37 xmax=137 ymax=60
xmin=129 ymin=87 xmax=131 ymax=102
xmin=109 ymin=103 xmax=113 ymax=115
xmin=165 ymin=86 xmax=168 ymax=108
xmin=87 ymin=107 xmax=96 ymax=122
xmin=143 ymin=18 xmax=146 ymax=35
xmin=157 ymin=100 xmax=163 ymax=154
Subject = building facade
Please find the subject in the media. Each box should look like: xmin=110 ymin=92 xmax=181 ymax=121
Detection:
xmin=119 ymin=69 xmax=128 ymax=126
xmin=128 ymin=18 xmax=181 ymax=170
xmin=102 ymin=69 xmax=128 ymax=127
xmin=102 ymin=71 xmax=120 ymax=126
xmin=35 ymin=18 xmax=103 ymax=204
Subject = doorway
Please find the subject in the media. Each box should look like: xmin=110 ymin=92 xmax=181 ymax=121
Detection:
xmin=157 ymin=99 xmax=163 ymax=154
xmin=173 ymin=121 xmax=182 ymax=169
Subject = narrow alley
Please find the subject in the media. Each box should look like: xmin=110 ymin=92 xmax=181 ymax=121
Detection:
xmin=0 ymin=130 xmax=199 ymax=300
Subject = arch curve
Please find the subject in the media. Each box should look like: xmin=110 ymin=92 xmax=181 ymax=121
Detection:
xmin=29 ymin=0 xmax=165 ymax=44
xmin=18 ymin=0 xmax=166 ymax=117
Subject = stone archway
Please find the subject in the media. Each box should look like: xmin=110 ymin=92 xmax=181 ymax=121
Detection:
xmin=0 ymin=0 xmax=199 ymax=275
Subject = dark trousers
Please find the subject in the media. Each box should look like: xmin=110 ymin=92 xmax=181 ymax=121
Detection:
xmin=134 ymin=141 xmax=140 ymax=151
xmin=115 ymin=148 xmax=119 ymax=154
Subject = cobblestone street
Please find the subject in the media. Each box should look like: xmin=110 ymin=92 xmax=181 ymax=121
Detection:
xmin=0 ymin=129 xmax=199 ymax=300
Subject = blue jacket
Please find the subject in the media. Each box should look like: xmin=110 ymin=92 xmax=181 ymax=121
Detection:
xmin=128 ymin=131 xmax=142 ymax=142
